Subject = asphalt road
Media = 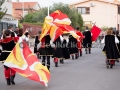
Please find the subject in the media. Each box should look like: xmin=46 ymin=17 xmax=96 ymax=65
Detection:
xmin=0 ymin=48 xmax=120 ymax=90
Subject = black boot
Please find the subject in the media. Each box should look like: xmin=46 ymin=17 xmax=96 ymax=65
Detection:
xmin=47 ymin=65 xmax=50 ymax=70
xmin=72 ymin=55 xmax=74 ymax=60
xmin=106 ymin=61 xmax=109 ymax=69
xmin=89 ymin=48 xmax=91 ymax=54
xmin=39 ymin=56 xmax=41 ymax=59
xmin=60 ymin=59 xmax=64 ymax=64
xmin=55 ymin=62 xmax=58 ymax=67
xmin=75 ymin=54 xmax=78 ymax=59
xmin=110 ymin=64 xmax=113 ymax=69
xmin=80 ymin=53 xmax=82 ymax=57
xmin=6 ymin=78 xmax=11 ymax=85
xmin=42 ymin=62 xmax=45 ymax=66
xmin=11 ymin=75 xmax=15 ymax=85
xmin=85 ymin=48 xmax=87 ymax=54
xmin=60 ymin=60 xmax=62 ymax=64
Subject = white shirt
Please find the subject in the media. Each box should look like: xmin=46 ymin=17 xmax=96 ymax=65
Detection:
xmin=21 ymin=35 xmax=29 ymax=42
xmin=101 ymin=35 xmax=119 ymax=43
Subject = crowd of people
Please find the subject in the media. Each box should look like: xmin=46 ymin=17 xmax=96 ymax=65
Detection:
xmin=1 ymin=25 xmax=119 ymax=86
xmin=0 ymin=25 xmax=93 ymax=85
xmin=34 ymin=26 xmax=92 ymax=70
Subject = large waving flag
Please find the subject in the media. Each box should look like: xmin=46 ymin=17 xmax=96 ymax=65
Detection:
xmin=40 ymin=10 xmax=80 ymax=42
xmin=4 ymin=38 xmax=50 ymax=87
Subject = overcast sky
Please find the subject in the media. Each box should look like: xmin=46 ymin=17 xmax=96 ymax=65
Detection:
xmin=12 ymin=0 xmax=81 ymax=7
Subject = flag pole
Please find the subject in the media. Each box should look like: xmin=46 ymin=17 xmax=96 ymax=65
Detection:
xmin=48 ymin=5 xmax=50 ymax=16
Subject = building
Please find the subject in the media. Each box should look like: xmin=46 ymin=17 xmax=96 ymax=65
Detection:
xmin=1 ymin=0 xmax=18 ymax=27
xmin=70 ymin=0 xmax=120 ymax=30
xmin=12 ymin=1 xmax=41 ymax=20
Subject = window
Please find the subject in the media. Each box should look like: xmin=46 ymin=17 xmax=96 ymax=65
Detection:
xmin=77 ymin=7 xmax=90 ymax=14
xmin=118 ymin=7 xmax=120 ymax=14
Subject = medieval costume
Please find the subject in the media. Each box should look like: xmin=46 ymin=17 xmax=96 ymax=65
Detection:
xmin=102 ymin=34 xmax=119 ymax=69
xmin=83 ymin=29 xmax=92 ymax=54
xmin=53 ymin=35 xmax=63 ymax=67
xmin=34 ymin=31 xmax=41 ymax=59
xmin=60 ymin=34 xmax=70 ymax=64
xmin=77 ymin=32 xmax=85 ymax=57
xmin=0 ymin=30 xmax=19 ymax=85
xmin=34 ymin=35 xmax=40 ymax=59
xmin=37 ymin=35 xmax=53 ymax=70
xmin=68 ymin=35 xmax=78 ymax=59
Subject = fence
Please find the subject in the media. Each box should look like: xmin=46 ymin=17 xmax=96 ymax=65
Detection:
xmin=23 ymin=24 xmax=42 ymax=37
xmin=0 ymin=22 xmax=16 ymax=36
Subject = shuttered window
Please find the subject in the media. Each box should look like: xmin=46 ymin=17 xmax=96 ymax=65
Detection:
xmin=77 ymin=7 xmax=90 ymax=14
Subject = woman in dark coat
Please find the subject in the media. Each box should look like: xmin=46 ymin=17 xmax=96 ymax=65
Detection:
xmin=102 ymin=28 xmax=120 ymax=69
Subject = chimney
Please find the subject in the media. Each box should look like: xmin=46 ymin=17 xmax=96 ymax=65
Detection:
xmin=17 ymin=0 xmax=19 ymax=2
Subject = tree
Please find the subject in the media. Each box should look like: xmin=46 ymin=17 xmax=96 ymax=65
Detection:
xmin=23 ymin=2 xmax=83 ymax=30
xmin=0 ymin=0 xmax=7 ymax=20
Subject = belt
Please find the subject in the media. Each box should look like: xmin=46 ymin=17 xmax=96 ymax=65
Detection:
xmin=2 ymin=50 xmax=11 ymax=52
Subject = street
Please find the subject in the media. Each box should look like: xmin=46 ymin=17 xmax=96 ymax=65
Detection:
xmin=0 ymin=48 xmax=120 ymax=90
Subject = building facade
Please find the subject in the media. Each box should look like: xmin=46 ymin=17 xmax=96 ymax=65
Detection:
xmin=1 ymin=0 xmax=18 ymax=26
xmin=71 ymin=0 xmax=120 ymax=30
xmin=12 ymin=2 xmax=41 ymax=20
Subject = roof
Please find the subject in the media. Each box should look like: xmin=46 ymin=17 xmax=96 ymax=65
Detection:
xmin=12 ymin=2 xmax=38 ymax=9
xmin=71 ymin=0 xmax=120 ymax=6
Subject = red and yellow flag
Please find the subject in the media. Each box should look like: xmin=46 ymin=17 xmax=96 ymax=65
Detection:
xmin=4 ymin=38 xmax=50 ymax=87
xmin=50 ymin=10 xmax=71 ymax=25
xmin=40 ymin=10 xmax=80 ymax=42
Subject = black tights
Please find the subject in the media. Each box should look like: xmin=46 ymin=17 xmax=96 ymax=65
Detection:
xmin=42 ymin=56 xmax=50 ymax=70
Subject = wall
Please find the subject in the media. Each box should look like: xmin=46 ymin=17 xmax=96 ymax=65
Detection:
xmin=73 ymin=1 xmax=118 ymax=28
xmin=23 ymin=24 xmax=42 ymax=37
xmin=1 ymin=0 xmax=12 ymax=15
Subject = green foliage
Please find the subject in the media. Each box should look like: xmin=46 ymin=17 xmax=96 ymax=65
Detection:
xmin=101 ymin=26 xmax=108 ymax=31
xmin=23 ymin=2 xmax=83 ymax=28
xmin=0 ymin=0 xmax=7 ymax=20
xmin=18 ymin=22 xmax=23 ymax=28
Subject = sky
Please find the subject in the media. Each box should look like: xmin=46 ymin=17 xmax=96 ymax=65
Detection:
xmin=12 ymin=0 xmax=81 ymax=7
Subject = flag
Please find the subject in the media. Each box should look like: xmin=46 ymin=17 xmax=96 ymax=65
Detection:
xmin=90 ymin=25 xmax=102 ymax=42
xmin=50 ymin=10 xmax=71 ymax=25
xmin=53 ymin=23 xmax=80 ymax=39
xmin=4 ymin=38 xmax=50 ymax=87
xmin=40 ymin=16 xmax=53 ymax=41
xmin=40 ymin=10 xmax=77 ymax=42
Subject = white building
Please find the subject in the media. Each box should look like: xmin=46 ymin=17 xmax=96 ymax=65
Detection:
xmin=1 ymin=0 xmax=18 ymax=26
